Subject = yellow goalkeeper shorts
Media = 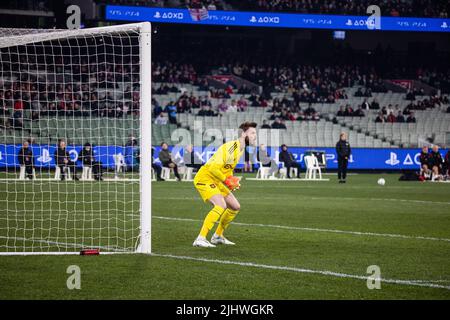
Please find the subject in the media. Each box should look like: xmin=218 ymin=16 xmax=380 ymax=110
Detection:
xmin=194 ymin=172 xmax=230 ymax=203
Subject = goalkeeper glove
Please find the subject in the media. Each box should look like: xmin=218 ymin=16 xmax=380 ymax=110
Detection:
xmin=224 ymin=176 xmax=241 ymax=191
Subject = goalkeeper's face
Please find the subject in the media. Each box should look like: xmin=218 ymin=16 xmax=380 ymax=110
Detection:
xmin=244 ymin=127 xmax=257 ymax=146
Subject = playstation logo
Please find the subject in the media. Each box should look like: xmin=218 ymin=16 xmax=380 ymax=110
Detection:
xmin=37 ymin=148 xmax=52 ymax=164
xmin=250 ymin=16 xmax=256 ymax=23
xmin=385 ymin=152 xmax=400 ymax=166
xmin=441 ymin=22 xmax=448 ymax=28
xmin=346 ymin=19 xmax=352 ymax=26
xmin=154 ymin=11 xmax=161 ymax=18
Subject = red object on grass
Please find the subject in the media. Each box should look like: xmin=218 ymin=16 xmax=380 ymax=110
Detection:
xmin=80 ymin=249 xmax=100 ymax=255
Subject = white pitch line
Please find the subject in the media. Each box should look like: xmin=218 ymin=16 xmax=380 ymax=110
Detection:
xmin=1 ymin=236 xmax=448 ymax=291
xmin=151 ymin=253 xmax=450 ymax=291
xmin=155 ymin=195 xmax=450 ymax=206
xmin=153 ymin=215 xmax=450 ymax=243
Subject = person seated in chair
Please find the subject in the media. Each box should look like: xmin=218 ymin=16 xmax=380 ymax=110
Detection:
xmin=54 ymin=139 xmax=78 ymax=181
xmin=257 ymin=144 xmax=278 ymax=177
xmin=158 ymin=142 xmax=181 ymax=181
xmin=279 ymin=144 xmax=301 ymax=178
xmin=18 ymin=140 xmax=34 ymax=180
xmin=79 ymin=142 xmax=103 ymax=181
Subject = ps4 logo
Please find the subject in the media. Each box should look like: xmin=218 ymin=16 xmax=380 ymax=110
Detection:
xmin=385 ymin=152 xmax=419 ymax=166
xmin=441 ymin=22 xmax=448 ymax=29
xmin=249 ymin=16 xmax=280 ymax=24
xmin=154 ymin=11 xmax=184 ymax=19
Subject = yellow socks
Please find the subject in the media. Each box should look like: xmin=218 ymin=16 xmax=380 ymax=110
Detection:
xmin=215 ymin=208 xmax=239 ymax=237
xmin=199 ymin=205 xmax=225 ymax=238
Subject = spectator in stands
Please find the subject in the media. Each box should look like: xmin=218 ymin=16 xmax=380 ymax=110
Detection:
xmin=183 ymin=144 xmax=203 ymax=170
xmin=361 ymin=99 xmax=370 ymax=110
xmin=337 ymin=106 xmax=345 ymax=117
xmin=336 ymin=132 xmax=351 ymax=184
xmin=217 ymin=99 xmax=229 ymax=113
xmin=159 ymin=142 xmax=181 ymax=181
xmin=151 ymin=147 xmax=164 ymax=181
xmin=18 ymin=140 xmax=34 ymax=180
xmin=354 ymin=88 xmax=364 ymax=97
xmin=257 ymin=144 xmax=278 ymax=177
xmin=152 ymin=99 xmax=163 ymax=117
xmin=164 ymin=102 xmax=177 ymax=124
xmin=0 ymin=100 xmax=10 ymax=129
xmin=271 ymin=117 xmax=285 ymax=129
xmin=396 ymin=111 xmax=405 ymax=123
xmin=12 ymin=100 xmax=23 ymax=129
xmin=406 ymin=89 xmax=415 ymax=101
xmin=344 ymin=105 xmax=354 ymax=116
xmin=198 ymin=105 xmax=217 ymax=117
xmin=406 ymin=112 xmax=416 ymax=123
xmin=228 ymin=99 xmax=238 ymax=113
xmin=261 ymin=120 xmax=271 ymax=129
xmin=370 ymin=99 xmax=380 ymax=110
xmin=304 ymin=104 xmax=319 ymax=120
xmin=54 ymin=139 xmax=78 ymax=181
xmin=446 ymin=105 xmax=450 ymax=113
xmin=279 ymin=144 xmax=301 ymax=179
xmin=386 ymin=112 xmax=396 ymax=123
xmin=353 ymin=106 xmax=365 ymax=117
xmin=375 ymin=112 xmax=385 ymax=123
xmin=79 ymin=142 xmax=103 ymax=181
xmin=154 ymin=112 xmax=168 ymax=125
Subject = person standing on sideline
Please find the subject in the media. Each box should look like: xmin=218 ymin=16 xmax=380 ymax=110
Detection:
xmin=336 ymin=133 xmax=351 ymax=183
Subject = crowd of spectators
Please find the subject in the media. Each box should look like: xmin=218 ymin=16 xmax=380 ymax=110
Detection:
xmin=95 ymin=0 xmax=449 ymax=18
xmin=226 ymin=0 xmax=449 ymax=18
xmin=335 ymin=94 xmax=449 ymax=123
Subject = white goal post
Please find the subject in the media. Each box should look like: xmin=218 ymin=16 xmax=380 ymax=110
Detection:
xmin=0 ymin=22 xmax=152 ymax=255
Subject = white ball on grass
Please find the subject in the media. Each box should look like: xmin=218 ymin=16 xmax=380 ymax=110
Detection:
xmin=377 ymin=178 xmax=386 ymax=186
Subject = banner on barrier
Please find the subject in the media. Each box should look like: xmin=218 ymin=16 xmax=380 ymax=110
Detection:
xmin=1 ymin=144 xmax=447 ymax=170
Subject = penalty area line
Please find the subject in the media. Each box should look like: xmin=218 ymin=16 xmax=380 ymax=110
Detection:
xmin=151 ymin=253 xmax=450 ymax=291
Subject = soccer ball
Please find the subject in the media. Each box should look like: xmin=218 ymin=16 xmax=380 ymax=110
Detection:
xmin=377 ymin=178 xmax=386 ymax=186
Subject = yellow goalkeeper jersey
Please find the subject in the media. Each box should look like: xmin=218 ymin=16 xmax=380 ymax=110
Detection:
xmin=197 ymin=139 xmax=243 ymax=182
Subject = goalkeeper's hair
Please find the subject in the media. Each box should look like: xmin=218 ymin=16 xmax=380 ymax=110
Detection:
xmin=238 ymin=121 xmax=257 ymax=133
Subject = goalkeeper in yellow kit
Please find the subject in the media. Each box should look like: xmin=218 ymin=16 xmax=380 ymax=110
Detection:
xmin=192 ymin=121 xmax=257 ymax=248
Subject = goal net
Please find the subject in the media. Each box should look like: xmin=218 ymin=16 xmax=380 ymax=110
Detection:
xmin=0 ymin=23 xmax=152 ymax=254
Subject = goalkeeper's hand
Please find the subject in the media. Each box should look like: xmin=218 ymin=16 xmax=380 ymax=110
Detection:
xmin=224 ymin=176 xmax=241 ymax=191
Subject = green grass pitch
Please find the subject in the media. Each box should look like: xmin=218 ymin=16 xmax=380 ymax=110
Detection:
xmin=0 ymin=173 xmax=449 ymax=299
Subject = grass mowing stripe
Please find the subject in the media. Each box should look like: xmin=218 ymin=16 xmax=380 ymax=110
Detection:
xmin=151 ymin=253 xmax=450 ymax=291
xmin=155 ymin=196 xmax=450 ymax=206
xmin=153 ymin=215 xmax=450 ymax=243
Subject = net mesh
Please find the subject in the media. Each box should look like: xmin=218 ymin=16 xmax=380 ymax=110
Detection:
xmin=0 ymin=25 xmax=146 ymax=253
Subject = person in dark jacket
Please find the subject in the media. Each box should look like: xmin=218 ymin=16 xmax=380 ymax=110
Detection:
xmin=429 ymin=145 xmax=444 ymax=174
xmin=336 ymin=133 xmax=351 ymax=183
xmin=419 ymin=146 xmax=431 ymax=180
xmin=79 ymin=142 xmax=103 ymax=180
xmin=158 ymin=142 xmax=181 ymax=181
xmin=152 ymin=147 xmax=164 ymax=181
xmin=18 ymin=140 xmax=34 ymax=179
xmin=183 ymin=144 xmax=203 ymax=171
xmin=54 ymin=139 xmax=78 ymax=181
xmin=279 ymin=144 xmax=301 ymax=178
